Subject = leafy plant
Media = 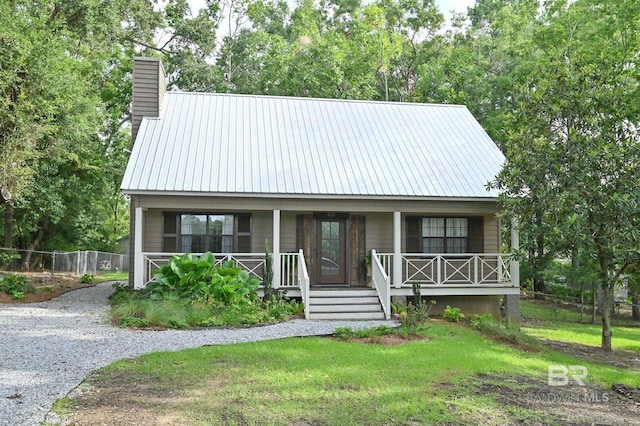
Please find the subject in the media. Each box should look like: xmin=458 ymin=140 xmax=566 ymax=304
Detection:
xmin=443 ymin=306 xmax=465 ymax=323
xmin=470 ymin=313 xmax=494 ymax=329
xmin=0 ymin=250 xmax=20 ymax=269
xmin=80 ymin=274 xmax=94 ymax=284
xmin=0 ymin=274 xmax=32 ymax=299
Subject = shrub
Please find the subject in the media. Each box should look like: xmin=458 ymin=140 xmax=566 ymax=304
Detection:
xmin=0 ymin=274 xmax=32 ymax=299
xmin=150 ymin=252 xmax=260 ymax=306
xmin=443 ymin=305 xmax=465 ymax=323
xmin=470 ymin=313 xmax=494 ymax=329
xmin=80 ymin=274 xmax=94 ymax=284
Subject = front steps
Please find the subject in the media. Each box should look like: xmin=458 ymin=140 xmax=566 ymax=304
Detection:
xmin=307 ymin=287 xmax=386 ymax=320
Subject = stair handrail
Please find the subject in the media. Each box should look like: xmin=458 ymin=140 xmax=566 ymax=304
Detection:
xmin=298 ymin=249 xmax=310 ymax=319
xmin=371 ymin=249 xmax=391 ymax=319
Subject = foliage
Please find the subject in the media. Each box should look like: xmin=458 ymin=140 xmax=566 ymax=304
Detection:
xmin=0 ymin=250 xmax=20 ymax=269
xmin=333 ymin=325 xmax=394 ymax=340
xmin=391 ymin=299 xmax=435 ymax=332
xmin=443 ymin=305 xmax=465 ymax=323
xmin=0 ymin=273 xmax=33 ymax=299
xmin=543 ymin=283 xmax=594 ymax=304
xmin=149 ymin=252 xmax=260 ymax=306
xmin=470 ymin=313 xmax=495 ymax=330
xmin=80 ymin=274 xmax=94 ymax=284
xmin=110 ymin=276 xmax=301 ymax=329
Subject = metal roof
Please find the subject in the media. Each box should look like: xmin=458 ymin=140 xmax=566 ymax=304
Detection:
xmin=121 ymin=92 xmax=505 ymax=198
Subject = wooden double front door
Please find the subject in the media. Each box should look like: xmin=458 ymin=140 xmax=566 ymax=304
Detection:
xmin=297 ymin=213 xmax=366 ymax=286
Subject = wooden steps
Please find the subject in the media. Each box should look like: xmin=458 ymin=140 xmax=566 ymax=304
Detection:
xmin=307 ymin=287 xmax=386 ymax=320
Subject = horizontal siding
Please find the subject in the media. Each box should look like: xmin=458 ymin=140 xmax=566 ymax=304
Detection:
xmin=251 ymin=211 xmax=273 ymax=252
xmin=281 ymin=212 xmax=298 ymax=252
xmin=365 ymin=213 xmax=394 ymax=252
xmin=132 ymin=58 xmax=165 ymax=143
xmin=144 ymin=210 xmax=163 ymax=252
xmin=140 ymin=209 xmax=502 ymax=256
xmin=484 ymin=214 xmax=500 ymax=253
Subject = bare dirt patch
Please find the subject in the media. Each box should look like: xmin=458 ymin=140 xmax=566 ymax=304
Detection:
xmin=0 ymin=272 xmax=96 ymax=303
xmin=473 ymin=373 xmax=640 ymax=425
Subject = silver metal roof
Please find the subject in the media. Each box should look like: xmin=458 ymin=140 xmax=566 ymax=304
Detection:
xmin=121 ymin=92 xmax=505 ymax=198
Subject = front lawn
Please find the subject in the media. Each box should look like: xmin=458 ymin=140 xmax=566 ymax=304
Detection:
xmin=59 ymin=321 xmax=640 ymax=425
xmin=521 ymin=300 xmax=640 ymax=351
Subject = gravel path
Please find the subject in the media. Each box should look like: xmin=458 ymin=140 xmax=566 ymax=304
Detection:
xmin=0 ymin=282 xmax=393 ymax=426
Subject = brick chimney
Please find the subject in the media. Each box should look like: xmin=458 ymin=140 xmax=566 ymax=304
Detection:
xmin=131 ymin=57 xmax=166 ymax=143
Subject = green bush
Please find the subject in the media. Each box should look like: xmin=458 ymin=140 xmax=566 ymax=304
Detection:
xmin=150 ymin=252 xmax=260 ymax=306
xmin=545 ymin=283 xmax=593 ymax=303
xmin=80 ymin=274 xmax=94 ymax=284
xmin=443 ymin=305 xmax=465 ymax=323
xmin=0 ymin=274 xmax=33 ymax=299
xmin=470 ymin=313 xmax=494 ymax=329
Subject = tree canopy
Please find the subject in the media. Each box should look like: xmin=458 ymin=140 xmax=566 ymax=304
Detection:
xmin=0 ymin=0 xmax=639 ymax=350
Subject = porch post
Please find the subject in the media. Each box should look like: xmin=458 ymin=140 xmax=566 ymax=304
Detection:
xmin=510 ymin=218 xmax=520 ymax=288
xmin=134 ymin=206 xmax=144 ymax=289
xmin=504 ymin=217 xmax=521 ymax=328
xmin=393 ymin=211 xmax=402 ymax=288
xmin=273 ymin=209 xmax=281 ymax=288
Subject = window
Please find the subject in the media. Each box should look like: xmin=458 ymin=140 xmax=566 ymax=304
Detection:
xmin=407 ymin=216 xmax=483 ymax=254
xmin=163 ymin=213 xmax=251 ymax=253
xmin=421 ymin=218 xmax=468 ymax=253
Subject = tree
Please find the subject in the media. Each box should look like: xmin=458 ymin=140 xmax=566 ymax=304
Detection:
xmin=493 ymin=0 xmax=640 ymax=351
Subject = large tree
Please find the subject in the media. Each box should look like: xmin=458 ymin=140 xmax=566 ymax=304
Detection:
xmin=493 ymin=0 xmax=640 ymax=351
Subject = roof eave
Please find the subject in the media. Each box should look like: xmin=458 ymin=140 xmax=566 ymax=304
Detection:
xmin=121 ymin=190 xmax=499 ymax=202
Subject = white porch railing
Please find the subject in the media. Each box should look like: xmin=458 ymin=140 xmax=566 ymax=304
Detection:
xmin=377 ymin=253 xmax=514 ymax=287
xmin=297 ymin=249 xmax=310 ymax=319
xmin=280 ymin=252 xmax=300 ymax=288
xmin=371 ymin=250 xmax=391 ymax=319
xmin=141 ymin=252 xmax=267 ymax=287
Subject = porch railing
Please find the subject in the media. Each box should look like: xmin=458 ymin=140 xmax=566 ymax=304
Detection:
xmin=297 ymin=249 xmax=310 ymax=319
xmin=378 ymin=253 xmax=514 ymax=287
xmin=279 ymin=252 xmax=300 ymax=288
xmin=141 ymin=252 xmax=266 ymax=287
xmin=371 ymin=250 xmax=390 ymax=319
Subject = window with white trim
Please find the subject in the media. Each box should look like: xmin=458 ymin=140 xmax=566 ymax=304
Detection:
xmin=422 ymin=218 xmax=468 ymax=254
xmin=163 ymin=213 xmax=251 ymax=253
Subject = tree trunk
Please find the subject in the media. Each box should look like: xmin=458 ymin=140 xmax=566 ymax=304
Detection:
xmin=631 ymin=291 xmax=640 ymax=321
xmin=601 ymin=284 xmax=613 ymax=352
xmin=533 ymin=233 xmax=547 ymax=298
xmin=22 ymin=216 xmax=49 ymax=270
xmin=3 ymin=201 xmax=13 ymax=248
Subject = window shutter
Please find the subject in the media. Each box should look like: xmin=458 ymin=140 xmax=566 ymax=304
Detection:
xmin=468 ymin=216 xmax=484 ymax=253
xmin=162 ymin=213 xmax=178 ymax=252
xmin=236 ymin=214 xmax=252 ymax=252
xmin=406 ymin=216 xmax=421 ymax=253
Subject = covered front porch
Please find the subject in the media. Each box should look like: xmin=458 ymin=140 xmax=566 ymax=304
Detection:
xmin=134 ymin=207 xmax=520 ymax=319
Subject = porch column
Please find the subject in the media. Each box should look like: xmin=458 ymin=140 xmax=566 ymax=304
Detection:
xmin=393 ymin=211 xmax=402 ymax=288
xmin=510 ymin=218 xmax=520 ymax=288
xmin=504 ymin=218 xmax=521 ymax=328
xmin=272 ymin=210 xmax=281 ymax=288
xmin=134 ymin=206 xmax=144 ymax=290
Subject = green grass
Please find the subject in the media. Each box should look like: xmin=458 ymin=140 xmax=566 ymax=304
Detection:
xmin=83 ymin=321 xmax=639 ymax=425
xmin=521 ymin=300 xmax=640 ymax=351
xmin=93 ymin=271 xmax=129 ymax=283
xmin=521 ymin=300 xmax=585 ymax=322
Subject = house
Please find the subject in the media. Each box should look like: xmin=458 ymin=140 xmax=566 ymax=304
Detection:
xmin=122 ymin=57 xmax=520 ymax=321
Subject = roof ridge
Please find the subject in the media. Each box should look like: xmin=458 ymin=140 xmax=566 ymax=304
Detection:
xmin=164 ymin=91 xmax=467 ymax=109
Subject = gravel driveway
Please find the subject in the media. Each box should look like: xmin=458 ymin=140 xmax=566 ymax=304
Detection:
xmin=0 ymin=282 xmax=392 ymax=425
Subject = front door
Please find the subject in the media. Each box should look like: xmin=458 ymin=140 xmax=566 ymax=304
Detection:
xmin=315 ymin=215 xmax=346 ymax=285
